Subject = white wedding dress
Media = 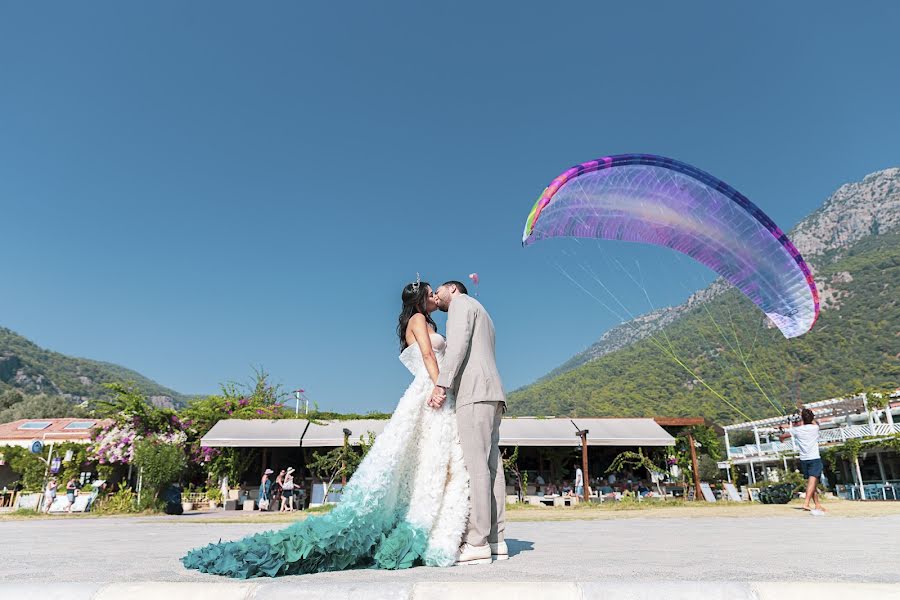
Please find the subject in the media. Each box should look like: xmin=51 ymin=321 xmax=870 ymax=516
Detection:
xmin=183 ymin=333 xmax=470 ymax=578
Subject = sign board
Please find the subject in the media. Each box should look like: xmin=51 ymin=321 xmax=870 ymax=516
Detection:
xmin=50 ymin=457 xmax=62 ymax=474
xmin=699 ymin=482 xmax=717 ymax=502
xmin=30 ymin=440 xmax=44 ymax=454
xmin=748 ymin=487 xmax=761 ymax=502
xmin=723 ymin=482 xmax=743 ymax=502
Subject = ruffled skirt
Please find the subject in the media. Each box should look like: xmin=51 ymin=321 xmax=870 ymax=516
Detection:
xmin=182 ymin=372 xmax=469 ymax=578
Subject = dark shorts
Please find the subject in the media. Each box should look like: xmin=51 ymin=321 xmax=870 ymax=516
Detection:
xmin=800 ymin=458 xmax=823 ymax=479
xmin=282 ymin=489 xmax=293 ymax=497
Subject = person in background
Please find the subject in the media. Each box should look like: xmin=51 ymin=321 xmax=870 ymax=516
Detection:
xmin=273 ymin=469 xmax=285 ymax=508
xmin=65 ymin=477 xmax=78 ymax=514
xmin=43 ymin=478 xmax=58 ymax=513
xmin=574 ymin=464 xmax=584 ymax=498
xmin=781 ymin=408 xmax=826 ymax=515
xmin=280 ymin=467 xmax=295 ymax=512
xmin=259 ymin=469 xmax=273 ymax=510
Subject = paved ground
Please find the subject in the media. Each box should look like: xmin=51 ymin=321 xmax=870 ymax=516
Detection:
xmin=4 ymin=508 xmax=900 ymax=584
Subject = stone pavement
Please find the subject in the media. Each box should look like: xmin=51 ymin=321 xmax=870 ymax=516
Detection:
xmin=3 ymin=512 xmax=900 ymax=598
xmin=5 ymin=581 xmax=900 ymax=600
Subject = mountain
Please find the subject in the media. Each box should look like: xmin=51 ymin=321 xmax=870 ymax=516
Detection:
xmin=507 ymin=167 xmax=900 ymax=422
xmin=0 ymin=327 xmax=187 ymax=408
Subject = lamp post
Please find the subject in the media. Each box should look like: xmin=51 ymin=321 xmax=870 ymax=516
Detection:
xmin=293 ymin=389 xmax=308 ymax=416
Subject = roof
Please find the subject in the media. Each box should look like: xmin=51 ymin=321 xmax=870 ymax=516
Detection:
xmin=201 ymin=417 xmax=674 ymax=448
xmin=199 ymin=419 xmax=310 ymax=447
xmin=574 ymin=418 xmax=676 ymax=446
xmin=498 ymin=418 xmax=583 ymax=447
xmin=302 ymin=419 xmax=388 ymax=447
xmin=0 ymin=418 xmax=113 ymax=446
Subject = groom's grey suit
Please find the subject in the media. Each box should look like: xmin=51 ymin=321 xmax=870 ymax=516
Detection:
xmin=437 ymin=293 xmax=506 ymax=548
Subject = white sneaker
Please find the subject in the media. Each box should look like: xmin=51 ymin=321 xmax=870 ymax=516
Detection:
xmin=810 ymin=509 xmax=825 ymax=516
xmin=455 ymin=543 xmax=492 ymax=566
xmin=490 ymin=541 xmax=508 ymax=561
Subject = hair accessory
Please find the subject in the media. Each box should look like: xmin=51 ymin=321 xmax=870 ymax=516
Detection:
xmin=412 ymin=272 xmax=421 ymax=292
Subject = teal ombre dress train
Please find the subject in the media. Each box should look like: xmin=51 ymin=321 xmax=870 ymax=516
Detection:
xmin=182 ymin=333 xmax=470 ymax=578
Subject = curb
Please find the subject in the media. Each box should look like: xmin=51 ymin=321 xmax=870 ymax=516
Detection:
xmin=5 ymin=581 xmax=900 ymax=600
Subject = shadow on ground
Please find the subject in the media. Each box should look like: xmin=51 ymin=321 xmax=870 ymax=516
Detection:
xmin=506 ymin=538 xmax=534 ymax=557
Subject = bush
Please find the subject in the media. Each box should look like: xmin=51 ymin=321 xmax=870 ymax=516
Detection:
xmin=759 ymin=483 xmax=795 ymax=504
xmin=93 ymin=486 xmax=138 ymax=514
xmin=133 ymin=439 xmax=186 ymax=500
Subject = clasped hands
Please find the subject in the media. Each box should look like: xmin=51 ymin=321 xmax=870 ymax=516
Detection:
xmin=428 ymin=385 xmax=447 ymax=409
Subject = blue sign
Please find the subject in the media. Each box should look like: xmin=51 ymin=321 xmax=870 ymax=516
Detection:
xmin=30 ymin=440 xmax=44 ymax=454
xmin=50 ymin=457 xmax=62 ymax=474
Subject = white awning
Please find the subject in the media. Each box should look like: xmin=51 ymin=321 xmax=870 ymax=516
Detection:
xmin=200 ymin=419 xmax=309 ymax=447
xmin=499 ymin=418 xmax=583 ymax=447
xmin=573 ymin=418 xmax=675 ymax=447
xmin=201 ymin=417 xmax=674 ymax=448
xmin=301 ymin=420 xmax=388 ymax=447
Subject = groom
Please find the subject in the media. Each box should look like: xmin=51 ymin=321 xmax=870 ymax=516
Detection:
xmin=431 ymin=280 xmax=507 ymax=566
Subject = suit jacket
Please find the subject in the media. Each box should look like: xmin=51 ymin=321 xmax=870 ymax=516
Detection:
xmin=436 ymin=294 xmax=506 ymax=407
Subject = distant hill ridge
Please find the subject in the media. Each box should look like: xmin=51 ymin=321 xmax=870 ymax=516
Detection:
xmin=508 ymin=167 xmax=900 ymax=421
xmin=0 ymin=327 xmax=185 ymax=407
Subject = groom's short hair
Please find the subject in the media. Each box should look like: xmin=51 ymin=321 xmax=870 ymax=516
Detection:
xmin=441 ymin=280 xmax=468 ymax=295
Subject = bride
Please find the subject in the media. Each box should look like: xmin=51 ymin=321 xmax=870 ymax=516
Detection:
xmin=182 ymin=278 xmax=469 ymax=578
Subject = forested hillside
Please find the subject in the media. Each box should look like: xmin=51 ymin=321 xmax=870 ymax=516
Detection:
xmin=0 ymin=327 xmax=185 ymax=407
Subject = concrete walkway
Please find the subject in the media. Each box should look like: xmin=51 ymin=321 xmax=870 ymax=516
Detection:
xmin=3 ymin=513 xmax=900 ymax=598
xmin=5 ymin=581 xmax=900 ymax=600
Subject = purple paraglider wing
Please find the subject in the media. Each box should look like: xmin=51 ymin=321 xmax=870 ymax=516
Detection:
xmin=522 ymin=154 xmax=819 ymax=338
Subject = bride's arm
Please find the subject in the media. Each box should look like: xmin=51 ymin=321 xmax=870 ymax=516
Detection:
xmin=409 ymin=313 xmax=440 ymax=384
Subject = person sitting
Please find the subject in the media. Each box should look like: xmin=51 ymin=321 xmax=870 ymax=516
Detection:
xmin=545 ymin=482 xmax=558 ymax=496
xmin=561 ymin=481 xmax=573 ymax=496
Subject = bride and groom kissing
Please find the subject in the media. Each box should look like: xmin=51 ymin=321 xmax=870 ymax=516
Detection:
xmin=182 ymin=277 xmax=507 ymax=578
xmin=403 ymin=277 xmax=508 ymax=566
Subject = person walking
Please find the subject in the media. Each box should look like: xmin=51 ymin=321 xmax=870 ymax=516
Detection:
xmin=43 ymin=478 xmax=58 ymax=513
xmin=65 ymin=477 xmax=78 ymax=514
xmin=280 ymin=468 xmax=295 ymax=512
xmin=259 ymin=469 xmax=273 ymax=511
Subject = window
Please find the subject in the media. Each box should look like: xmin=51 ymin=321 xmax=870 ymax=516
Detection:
xmin=17 ymin=421 xmax=51 ymax=430
xmin=63 ymin=421 xmax=96 ymax=430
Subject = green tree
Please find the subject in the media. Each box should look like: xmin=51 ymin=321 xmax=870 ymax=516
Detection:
xmin=308 ymin=432 xmax=376 ymax=500
xmin=133 ymin=438 xmax=186 ymax=500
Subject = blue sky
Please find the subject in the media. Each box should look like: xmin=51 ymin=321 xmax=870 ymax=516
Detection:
xmin=1 ymin=2 xmax=898 ymax=412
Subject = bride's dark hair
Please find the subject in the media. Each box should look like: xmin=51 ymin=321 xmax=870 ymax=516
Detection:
xmin=397 ymin=281 xmax=437 ymax=352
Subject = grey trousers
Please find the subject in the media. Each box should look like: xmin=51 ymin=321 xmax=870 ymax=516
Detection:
xmin=456 ymin=401 xmax=506 ymax=547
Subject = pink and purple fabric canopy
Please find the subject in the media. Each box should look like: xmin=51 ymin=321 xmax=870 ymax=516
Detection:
xmin=522 ymin=154 xmax=819 ymax=338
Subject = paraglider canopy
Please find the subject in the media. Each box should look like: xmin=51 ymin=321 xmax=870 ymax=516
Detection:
xmin=522 ymin=154 xmax=818 ymax=338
